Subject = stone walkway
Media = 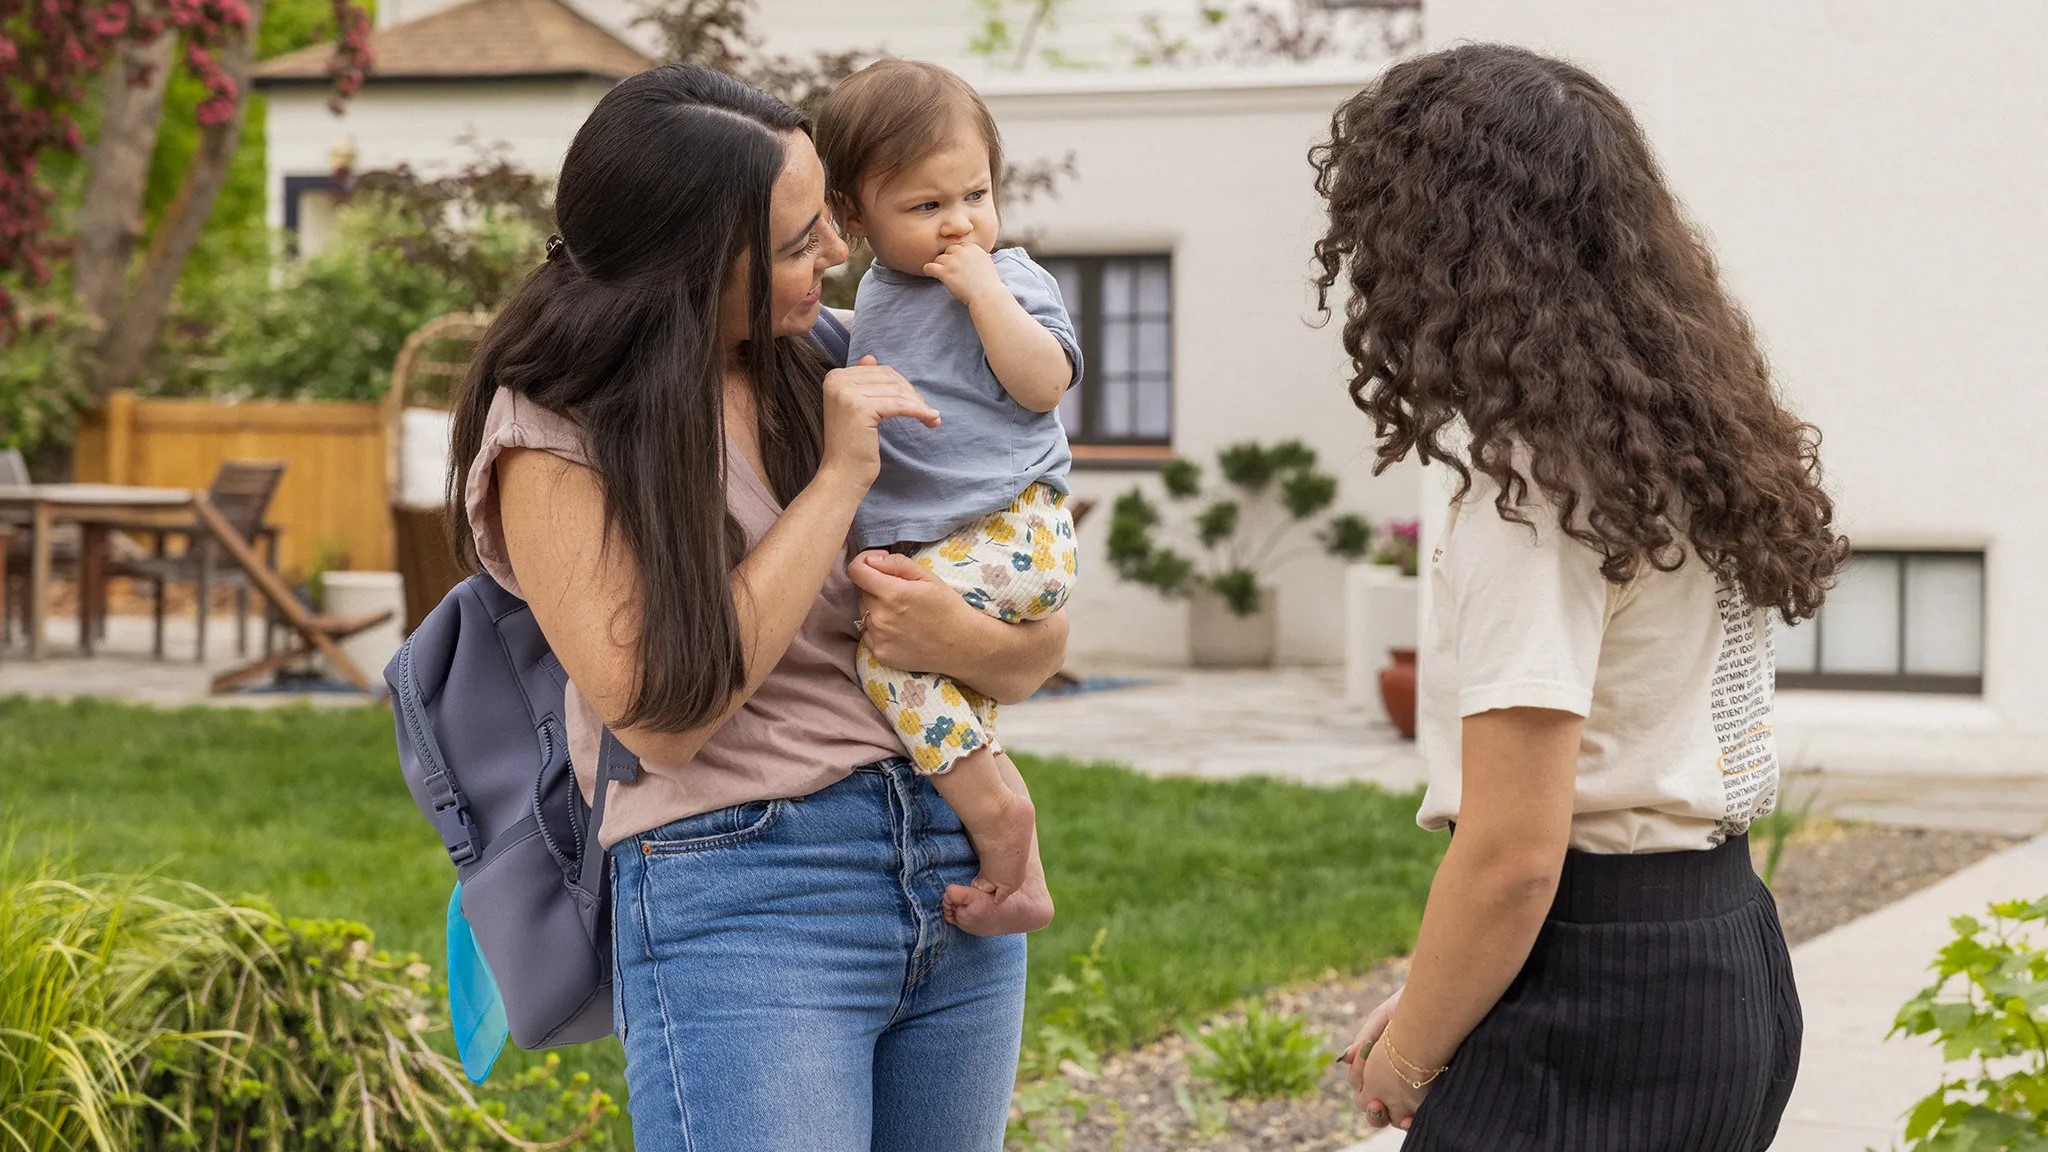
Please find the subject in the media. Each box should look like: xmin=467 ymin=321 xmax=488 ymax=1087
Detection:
xmin=1000 ymin=666 xmax=2048 ymax=839
xmin=1346 ymin=833 xmax=2048 ymax=1151
xmin=1001 ymin=665 xmax=1428 ymax=792
xmin=0 ymin=614 xmax=372 ymax=709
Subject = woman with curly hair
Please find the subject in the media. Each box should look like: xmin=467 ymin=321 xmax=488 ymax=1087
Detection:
xmin=1314 ymin=45 xmax=1847 ymax=1150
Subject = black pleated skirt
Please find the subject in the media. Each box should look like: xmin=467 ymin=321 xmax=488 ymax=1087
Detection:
xmin=1404 ymin=834 xmax=1803 ymax=1152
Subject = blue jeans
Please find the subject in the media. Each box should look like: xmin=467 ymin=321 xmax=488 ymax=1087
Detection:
xmin=609 ymin=758 xmax=1027 ymax=1151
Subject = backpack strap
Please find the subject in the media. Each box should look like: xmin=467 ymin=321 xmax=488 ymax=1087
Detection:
xmin=577 ymin=728 xmax=641 ymax=895
xmin=396 ymin=640 xmax=483 ymax=867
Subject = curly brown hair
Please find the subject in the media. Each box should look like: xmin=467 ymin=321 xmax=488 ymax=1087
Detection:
xmin=1311 ymin=44 xmax=1846 ymax=621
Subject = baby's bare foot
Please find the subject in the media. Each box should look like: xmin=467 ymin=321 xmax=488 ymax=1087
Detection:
xmin=944 ymin=871 xmax=1054 ymax=936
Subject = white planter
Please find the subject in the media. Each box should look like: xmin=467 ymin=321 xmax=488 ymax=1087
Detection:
xmin=1189 ymin=585 xmax=1278 ymax=668
xmin=1343 ymin=564 xmax=1420 ymax=717
xmin=321 ymin=570 xmax=406 ymax=686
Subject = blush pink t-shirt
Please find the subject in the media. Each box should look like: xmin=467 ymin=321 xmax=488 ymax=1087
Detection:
xmin=466 ymin=387 xmax=902 ymax=847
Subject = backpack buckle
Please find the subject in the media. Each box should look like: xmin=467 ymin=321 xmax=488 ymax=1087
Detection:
xmin=431 ymin=799 xmax=482 ymax=866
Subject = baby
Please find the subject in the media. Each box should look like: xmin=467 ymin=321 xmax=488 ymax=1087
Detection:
xmin=817 ymin=59 xmax=1079 ymax=937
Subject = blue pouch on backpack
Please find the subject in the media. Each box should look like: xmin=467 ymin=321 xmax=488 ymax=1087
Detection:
xmin=446 ymin=882 xmax=508 ymax=1083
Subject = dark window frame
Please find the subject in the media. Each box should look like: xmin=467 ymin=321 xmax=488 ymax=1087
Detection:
xmin=1777 ymin=548 xmax=1986 ymax=695
xmin=1040 ymin=253 xmax=1174 ymax=458
xmin=282 ymin=173 xmax=342 ymax=257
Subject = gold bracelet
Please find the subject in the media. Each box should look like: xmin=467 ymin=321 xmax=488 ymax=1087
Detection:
xmin=1381 ymin=1027 xmax=1449 ymax=1090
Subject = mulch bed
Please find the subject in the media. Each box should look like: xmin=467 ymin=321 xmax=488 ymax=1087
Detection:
xmin=1039 ymin=824 xmax=2021 ymax=1152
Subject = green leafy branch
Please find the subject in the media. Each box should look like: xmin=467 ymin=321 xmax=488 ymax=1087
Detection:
xmin=1106 ymin=440 xmax=1373 ymax=617
xmin=1891 ymin=894 xmax=2048 ymax=1150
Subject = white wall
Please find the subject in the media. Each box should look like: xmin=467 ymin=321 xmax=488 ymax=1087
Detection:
xmin=377 ymin=0 xmax=1417 ymax=78
xmin=987 ymin=72 xmax=1417 ymax=665
xmin=1424 ymin=0 xmax=2048 ymax=760
xmin=262 ymin=79 xmax=617 ymax=230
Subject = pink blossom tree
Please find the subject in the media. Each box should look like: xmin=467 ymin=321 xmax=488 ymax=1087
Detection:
xmin=0 ymin=0 xmax=371 ymax=395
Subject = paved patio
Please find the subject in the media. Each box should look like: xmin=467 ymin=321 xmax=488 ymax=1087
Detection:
xmin=0 ymin=613 xmax=373 ymax=709
xmin=1002 ymin=665 xmax=1429 ymax=791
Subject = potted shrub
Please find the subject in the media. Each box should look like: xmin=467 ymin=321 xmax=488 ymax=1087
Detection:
xmin=1107 ymin=440 xmax=1372 ymax=668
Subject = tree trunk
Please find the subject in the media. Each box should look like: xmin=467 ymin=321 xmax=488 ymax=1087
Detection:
xmin=73 ymin=34 xmax=177 ymax=323
xmin=97 ymin=0 xmax=268 ymax=398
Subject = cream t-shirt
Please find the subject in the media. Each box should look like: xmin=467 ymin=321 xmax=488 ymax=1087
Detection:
xmin=1416 ymin=477 xmax=1781 ymax=854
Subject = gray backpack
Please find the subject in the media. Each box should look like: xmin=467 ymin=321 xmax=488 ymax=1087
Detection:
xmin=386 ymin=572 xmax=639 ymax=1049
xmin=385 ymin=312 xmax=849 ymax=1050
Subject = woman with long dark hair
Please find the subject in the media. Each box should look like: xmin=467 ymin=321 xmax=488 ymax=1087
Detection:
xmin=448 ymin=65 xmax=1064 ymax=1150
xmin=1313 ymin=45 xmax=1845 ymax=1150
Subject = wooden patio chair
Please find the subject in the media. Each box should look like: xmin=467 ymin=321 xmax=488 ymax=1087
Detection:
xmin=191 ymin=495 xmax=393 ymax=694
xmin=106 ymin=459 xmax=287 ymax=661
xmin=386 ymin=311 xmax=491 ymax=635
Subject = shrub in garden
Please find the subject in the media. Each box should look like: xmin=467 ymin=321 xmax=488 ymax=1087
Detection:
xmin=1184 ymin=1004 xmax=1327 ymax=1101
xmin=0 ymin=293 xmax=99 ymax=460
xmin=163 ymin=205 xmax=472 ymax=403
xmin=162 ymin=177 xmax=547 ymax=403
xmin=1 ymin=863 xmax=212 ymax=1152
xmin=0 ymin=856 xmax=610 ymax=1152
xmin=1106 ymin=440 xmax=1372 ymax=617
xmin=1891 ymin=894 xmax=2048 ymax=1149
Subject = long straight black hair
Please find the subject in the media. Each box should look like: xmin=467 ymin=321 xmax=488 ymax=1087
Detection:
xmin=449 ymin=66 xmax=829 ymax=733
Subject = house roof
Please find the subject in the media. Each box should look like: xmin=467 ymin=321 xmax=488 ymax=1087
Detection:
xmin=254 ymin=0 xmax=655 ymax=88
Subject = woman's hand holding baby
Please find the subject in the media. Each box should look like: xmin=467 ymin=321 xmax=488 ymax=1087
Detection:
xmin=818 ymin=356 xmax=940 ymax=492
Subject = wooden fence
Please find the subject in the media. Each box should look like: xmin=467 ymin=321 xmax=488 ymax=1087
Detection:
xmin=74 ymin=392 xmax=392 ymax=575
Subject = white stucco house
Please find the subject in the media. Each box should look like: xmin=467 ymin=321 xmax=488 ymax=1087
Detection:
xmin=254 ymin=0 xmax=2047 ymax=779
xmin=253 ymin=0 xmax=654 ymax=253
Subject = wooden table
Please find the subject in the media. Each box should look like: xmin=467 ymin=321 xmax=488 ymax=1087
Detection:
xmin=0 ymin=484 xmax=390 ymax=691
xmin=0 ymin=484 xmax=194 ymax=660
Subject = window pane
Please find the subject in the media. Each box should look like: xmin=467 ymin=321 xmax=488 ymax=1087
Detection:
xmin=1137 ymin=260 xmax=1169 ymax=315
xmin=1773 ymin=614 xmax=1818 ymax=674
xmin=1819 ymin=555 xmax=1901 ymax=674
xmin=1045 ymin=260 xmax=1084 ymax=320
xmin=1103 ymin=261 xmax=1135 ymax=318
xmin=1057 ymin=384 xmax=1083 ymax=435
xmin=1101 ymin=317 xmax=1133 ymax=377
xmin=1100 ymin=378 xmax=1134 ymax=437
xmin=1137 ymin=320 xmax=1170 ymax=375
xmin=1136 ymin=375 xmax=1171 ymax=437
xmin=298 ymin=189 xmax=342 ymax=258
xmin=1904 ymin=555 xmax=1984 ymax=676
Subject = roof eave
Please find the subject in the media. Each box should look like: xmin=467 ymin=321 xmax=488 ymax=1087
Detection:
xmin=253 ymin=68 xmax=633 ymax=89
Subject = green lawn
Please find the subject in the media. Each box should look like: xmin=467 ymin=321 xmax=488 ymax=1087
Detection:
xmin=1 ymin=695 xmax=1441 ymax=1142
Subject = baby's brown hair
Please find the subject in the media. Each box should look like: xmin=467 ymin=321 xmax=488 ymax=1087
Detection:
xmin=815 ymin=59 xmax=1005 ymax=220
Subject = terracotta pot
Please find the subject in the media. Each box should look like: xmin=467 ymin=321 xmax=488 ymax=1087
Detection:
xmin=1189 ymin=585 xmax=1278 ymax=668
xmin=1378 ymin=647 xmax=1418 ymax=740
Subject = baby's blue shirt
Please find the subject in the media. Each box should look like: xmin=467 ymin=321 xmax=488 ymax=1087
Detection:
xmin=849 ymin=247 xmax=1081 ymax=550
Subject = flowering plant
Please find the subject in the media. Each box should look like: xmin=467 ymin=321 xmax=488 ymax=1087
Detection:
xmin=1372 ymin=519 xmax=1420 ymax=577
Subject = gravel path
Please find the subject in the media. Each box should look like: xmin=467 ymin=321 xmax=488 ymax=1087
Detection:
xmin=1027 ymin=825 xmax=2021 ymax=1152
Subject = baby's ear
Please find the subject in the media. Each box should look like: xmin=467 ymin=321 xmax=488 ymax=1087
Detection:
xmin=829 ymin=191 xmax=866 ymax=239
